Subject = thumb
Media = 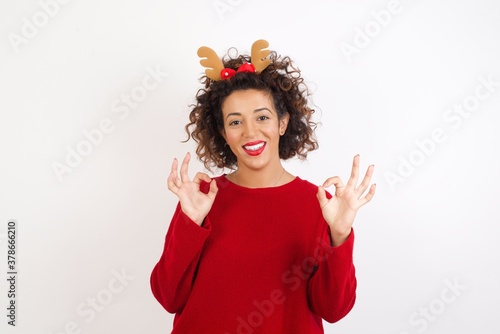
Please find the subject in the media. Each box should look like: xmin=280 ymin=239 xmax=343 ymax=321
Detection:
xmin=208 ymin=179 xmax=218 ymax=199
xmin=316 ymin=186 xmax=329 ymax=209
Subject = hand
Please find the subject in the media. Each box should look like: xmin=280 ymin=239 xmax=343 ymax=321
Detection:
xmin=167 ymin=152 xmax=218 ymax=226
xmin=316 ymin=154 xmax=376 ymax=244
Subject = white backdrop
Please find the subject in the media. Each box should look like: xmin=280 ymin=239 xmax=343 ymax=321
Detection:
xmin=1 ymin=0 xmax=500 ymax=333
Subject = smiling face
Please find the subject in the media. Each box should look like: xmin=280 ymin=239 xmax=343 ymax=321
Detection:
xmin=220 ymin=89 xmax=289 ymax=174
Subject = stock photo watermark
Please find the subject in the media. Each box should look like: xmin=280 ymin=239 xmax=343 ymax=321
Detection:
xmin=5 ymin=220 xmax=18 ymax=326
xmin=339 ymin=0 xmax=417 ymax=63
xmin=47 ymin=268 xmax=134 ymax=334
xmin=7 ymin=0 xmax=73 ymax=54
xmin=51 ymin=65 xmax=169 ymax=182
xmin=385 ymin=74 xmax=499 ymax=191
xmin=225 ymin=237 xmax=336 ymax=334
xmin=213 ymin=0 xmax=244 ymax=20
xmin=397 ymin=277 xmax=467 ymax=333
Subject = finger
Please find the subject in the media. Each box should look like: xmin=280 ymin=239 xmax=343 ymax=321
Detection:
xmin=355 ymin=164 xmax=375 ymax=196
xmin=207 ymin=179 xmax=219 ymax=199
xmin=322 ymin=176 xmax=345 ymax=197
xmin=179 ymin=152 xmax=191 ymax=183
xmin=170 ymin=157 xmax=179 ymax=175
xmin=346 ymin=154 xmax=360 ymax=188
xmin=322 ymin=176 xmax=343 ymax=188
xmin=170 ymin=172 xmax=182 ymax=190
xmin=316 ymin=186 xmax=329 ymax=209
xmin=359 ymin=183 xmax=376 ymax=206
xmin=193 ymin=172 xmax=212 ymax=184
xmin=168 ymin=158 xmax=180 ymax=192
xmin=173 ymin=158 xmax=184 ymax=187
xmin=167 ymin=172 xmax=178 ymax=193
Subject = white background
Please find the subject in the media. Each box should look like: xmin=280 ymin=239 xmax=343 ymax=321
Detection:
xmin=1 ymin=0 xmax=500 ymax=333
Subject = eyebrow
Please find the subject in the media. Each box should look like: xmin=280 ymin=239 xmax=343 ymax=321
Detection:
xmin=225 ymin=107 xmax=273 ymax=120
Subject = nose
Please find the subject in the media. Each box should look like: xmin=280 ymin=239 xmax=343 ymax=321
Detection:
xmin=243 ymin=121 xmax=257 ymax=138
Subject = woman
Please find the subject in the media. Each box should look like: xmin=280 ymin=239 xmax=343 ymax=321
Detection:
xmin=150 ymin=40 xmax=376 ymax=333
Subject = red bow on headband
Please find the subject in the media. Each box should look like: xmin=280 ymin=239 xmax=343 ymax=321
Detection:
xmin=220 ymin=63 xmax=256 ymax=80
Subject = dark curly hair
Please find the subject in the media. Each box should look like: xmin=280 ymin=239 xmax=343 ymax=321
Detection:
xmin=184 ymin=47 xmax=319 ymax=171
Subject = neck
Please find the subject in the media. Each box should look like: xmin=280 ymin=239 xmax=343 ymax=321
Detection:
xmin=233 ymin=159 xmax=286 ymax=188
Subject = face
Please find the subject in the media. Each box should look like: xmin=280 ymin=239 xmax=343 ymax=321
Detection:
xmin=220 ymin=89 xmax=289 ymax=172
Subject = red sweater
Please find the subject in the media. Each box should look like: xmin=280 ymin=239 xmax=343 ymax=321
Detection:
xmin=150 ymin=175 xmax=357 ymax=333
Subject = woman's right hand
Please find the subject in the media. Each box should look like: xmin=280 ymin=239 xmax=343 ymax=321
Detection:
xmin=167 ymin=152 xmax=218 ymax=226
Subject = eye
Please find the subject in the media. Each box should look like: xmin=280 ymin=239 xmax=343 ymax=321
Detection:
xmin=229 ymin=120 xmax=241 ymax=126
xmin=258 ymin=115 xmax=269 ymax=121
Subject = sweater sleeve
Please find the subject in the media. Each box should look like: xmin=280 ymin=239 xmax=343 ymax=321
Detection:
xmin=307 ymin=227 xmax=357 ymax=323
xmin=150 ymin=202 xmax=211 ymax=313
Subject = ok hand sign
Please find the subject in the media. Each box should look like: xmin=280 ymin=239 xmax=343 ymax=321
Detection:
xmin=168 ymin=152 xmax=218 ymax=226
xmin=317 ymin=155 xmax=376 ymax=246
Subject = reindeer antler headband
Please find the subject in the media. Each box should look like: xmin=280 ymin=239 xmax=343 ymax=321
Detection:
xmin=197 ymin=39 xmax=271 ymax=81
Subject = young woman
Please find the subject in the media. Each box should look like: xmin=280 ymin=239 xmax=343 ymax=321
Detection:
xmin=150 ymin=40 xmax=376 ymax=333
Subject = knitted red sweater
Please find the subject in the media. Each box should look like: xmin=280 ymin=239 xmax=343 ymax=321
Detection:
xmin=150 ymin=175 xmax=357 ymax=333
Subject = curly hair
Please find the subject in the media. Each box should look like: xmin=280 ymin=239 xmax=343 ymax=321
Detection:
xmin=184 ymin=47 xmax=319 ymax=171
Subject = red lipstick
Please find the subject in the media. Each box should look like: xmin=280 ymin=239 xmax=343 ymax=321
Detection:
xmin=242 ymin=141 xmax=266 ymax=156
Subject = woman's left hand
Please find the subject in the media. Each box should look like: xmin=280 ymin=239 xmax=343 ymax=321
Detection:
xmin=317 ymin=154 xmax=376 ymax=245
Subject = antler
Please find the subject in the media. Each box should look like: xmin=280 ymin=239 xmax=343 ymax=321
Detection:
xmin=251 ymin=39 xmax=271 ymax=74
xmin=197 ymin=46 xmax=225 ymax=81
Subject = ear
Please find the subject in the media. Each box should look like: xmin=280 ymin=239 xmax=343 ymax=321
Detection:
xmin=279 ymin=112 xmax=290 ymax=135
xmin=219 ymin=128 xmax=227 ymax=141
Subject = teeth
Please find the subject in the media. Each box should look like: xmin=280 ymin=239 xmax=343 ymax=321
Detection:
xmin=244 ymin=142 xmax=265 ymax=151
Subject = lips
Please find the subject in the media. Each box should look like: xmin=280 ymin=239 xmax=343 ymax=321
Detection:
xmin=242 ymin=141 xmax=266 ymax=156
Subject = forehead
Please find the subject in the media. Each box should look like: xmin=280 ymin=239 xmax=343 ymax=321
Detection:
xmin=222 ymin=89 xmax=274 ymax=114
